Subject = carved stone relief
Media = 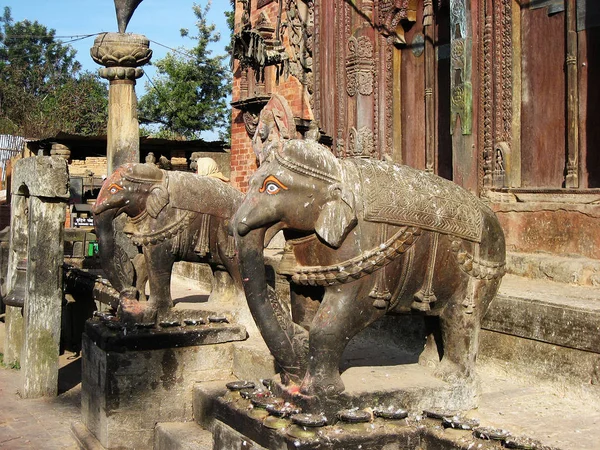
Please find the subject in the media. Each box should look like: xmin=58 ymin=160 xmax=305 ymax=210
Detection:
xmin=348 ymin=127 xmax=376 ymax=158
xmin=284 ymin=0 xmax=315 ymax=106
xmin=346 ymin=36 xmax=375 ymax=97
xmin=450 ymin=0 xmax=472 ymax=135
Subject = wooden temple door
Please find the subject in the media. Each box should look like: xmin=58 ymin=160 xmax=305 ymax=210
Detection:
xmin=314 ymin=1 xmax=463 ymax=187
xmin=483 ymin=0 xmax=600 ymax=190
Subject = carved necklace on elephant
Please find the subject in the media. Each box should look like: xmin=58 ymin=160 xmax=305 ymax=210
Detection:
xmin=278 ymin=225 xmax=422 ymax=288
xmin=125 ymin=209 xmax=197 ymax=247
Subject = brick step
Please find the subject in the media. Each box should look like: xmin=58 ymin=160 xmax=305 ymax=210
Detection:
xmin=154 ymin=422 xmax=212 ymax=450
xmin=480 ymin=274 xmax=600 ymax=385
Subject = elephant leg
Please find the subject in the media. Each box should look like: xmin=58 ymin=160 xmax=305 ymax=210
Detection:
xmin=300 ymin=283 xmax=385 ymax=397
xmin=436 ymin=277 xmax=488 ymax=383
xmin=144 ymin=241 xmax=176 ymax=321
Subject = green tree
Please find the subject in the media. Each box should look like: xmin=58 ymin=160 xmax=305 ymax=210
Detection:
xmin=139 ymin=1 xmax=231 ymax=140
xmin=0 ymin=7 xmax=107 ymax=137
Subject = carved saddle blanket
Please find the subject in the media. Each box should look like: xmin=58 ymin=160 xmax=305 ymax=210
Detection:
xmin=350 ymin=159 xmax=484 ymax=243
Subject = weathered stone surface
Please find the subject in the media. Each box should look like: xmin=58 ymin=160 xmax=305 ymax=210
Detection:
xmin=4 ymin=155 xmax=68 ymax=398
xmin=493 ymin=202 xmax=600 ymax=260
xmin=506 ymin=251 xmax=600 ymax=286
xmin=192 ymin=380 xmax=232 ymax=430
xmin=483 ymin=294 xmax=600 ymax=354
xmin=20 ymin=195 xmax=65 ymax=398
xmin=154 ymin=422 xmax=213 ymax=450
xmin=232 ymin=341 xmax=277 ymax=383
xmin=11 ymin=156 xmax=69 ymax=198
xmin=480 ymin=330 xmax=600 ymax=386
xmin=85 ymin=316 xmax=246 ymax=352
xmin=81 ymin=319 xmax=245 ymax=450
xmin=212 ymin=421 xmax=267 ymax=450
xmin=3 ymin=305 xmax=23 ymax=366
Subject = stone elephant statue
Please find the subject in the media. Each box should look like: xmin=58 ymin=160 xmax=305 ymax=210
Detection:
xmin=232 ymin=138 xmax=506 ymax=410
xmin=92 ymin=163 xmax=244 ymax=324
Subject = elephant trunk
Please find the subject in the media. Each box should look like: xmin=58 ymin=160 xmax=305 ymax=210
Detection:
xmin=235 ymin=226 xmax=307 ymax=383
xmin=94 ymin=210 xmax=134 ymax=294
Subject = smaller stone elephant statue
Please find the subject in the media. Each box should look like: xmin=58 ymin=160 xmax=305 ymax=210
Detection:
xmin=232 ymin=137 xmax=506 ymax=411
xmin=93 ymin=163 xmax=244 ymax=324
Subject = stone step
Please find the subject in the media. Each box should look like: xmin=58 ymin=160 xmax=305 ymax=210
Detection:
xmin=154 ymin=422 xmax=212 ymax=450
xmin=480 ymin=274 xmax=600 ymax=385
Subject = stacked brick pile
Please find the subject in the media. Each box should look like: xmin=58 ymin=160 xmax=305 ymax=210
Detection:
xmin=69 ymin=157 xmax=108 ymax=177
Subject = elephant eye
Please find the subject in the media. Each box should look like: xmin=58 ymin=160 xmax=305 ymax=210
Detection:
xmin=108 ymin=183 xmax=123 ymax=195
xmin=259 ymin=175 xmax=288 ymax=195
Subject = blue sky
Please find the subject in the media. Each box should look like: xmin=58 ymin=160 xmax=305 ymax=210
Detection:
xmin=2 ymin=0 xmax=232 ymax=138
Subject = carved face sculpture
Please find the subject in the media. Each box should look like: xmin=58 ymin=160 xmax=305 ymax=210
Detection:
xmin=92 ymin=163 xmax=163 ymax=217
xmin=236 ymin=139 xmax=356 ymax=248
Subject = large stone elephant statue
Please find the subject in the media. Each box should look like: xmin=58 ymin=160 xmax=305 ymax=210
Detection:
xmin=93 ymin=163 xmax=244 ymax=324
xmin=232 ymin=137 xmax=506 ymax=409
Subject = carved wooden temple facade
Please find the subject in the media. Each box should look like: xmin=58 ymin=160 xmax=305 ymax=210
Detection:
xmin=230 ymin=0 xmax=600 ymax=283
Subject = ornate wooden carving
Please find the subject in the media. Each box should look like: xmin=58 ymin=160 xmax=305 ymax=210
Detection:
xmin=481 ymin=0 xmax=513 ymax=190
xmin=348 ymin=127 xmax=376 ymax=158
xmin=346 ymin=36 xmax=375 ymax=97
xmin=284 ymin=0 xmax=315 ymax=108
xmin=424 ymin=0 xmax=435 ymax=172
xmin=481 ymin=0 xmax=493 ymax=189
xmin=450 ymin=0 xmax=472 ymax=136
xmin=258 ymin=0 xmax=276 ymax=8
xmin=565 ymin=0 xmax=579 ymax=188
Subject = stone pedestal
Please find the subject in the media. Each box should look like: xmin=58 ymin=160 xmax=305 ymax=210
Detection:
xmin=91 ymin=32 xmax=152 ymax=174
xmin=211 ymin=364 xmax=479 ymax=450
xmin=79 ymin=312 xmax=247 ymax=450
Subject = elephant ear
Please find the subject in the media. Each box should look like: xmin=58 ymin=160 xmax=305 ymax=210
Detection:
xmin=315 ymin=185 xmax=357 ymax=248
xmin=146 ymin=184 xmax=170 ymax=218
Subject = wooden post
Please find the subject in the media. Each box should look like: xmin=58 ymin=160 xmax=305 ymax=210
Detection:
xmin=565 ymin=0 xmax=579 ymax=188
xmin=424 ymin=0 xmax=435 ymax=173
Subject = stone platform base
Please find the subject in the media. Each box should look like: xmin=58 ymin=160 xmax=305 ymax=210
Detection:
xmin=269 ymin=363 xmax=478 ymax=420
xmin=212 ymin=396 xmax=514 ymax=450
xmin=210 ymin=364 xmax=483 ymax=450
xmin=79 ymin=312 xmax=247 ymax=450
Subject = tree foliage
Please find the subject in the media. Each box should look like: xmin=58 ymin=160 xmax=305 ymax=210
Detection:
xmin=0 ymin=7 xmax=107 ymax=137
xmin=138 ymin=1 xmax=232 ymax=140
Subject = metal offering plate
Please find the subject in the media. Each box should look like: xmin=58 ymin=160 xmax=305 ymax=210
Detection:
xmin=183 ymin=318 xmax=206 ymax=326
xmin=226 ymin=380 xmax=256 ymax=391
xmin=208 ymin=315 xmax=229 ymax=323
xmin=442 ymin=415 xmax=480 ymax=430
xmin=290 ymin=413 xmax=328 ymax=427
xmin=473 ymin=426 xmax=511 ymax=441
xmin=373 ymin=407 xmax=408 ymax=420
xmin=266 ymin=401 xmax=301 ymax=418
xmin=337 ymin=409 xmax=372 ymax=423
xmin=503 ymin=436 xmax=541 ymax=449
xmin=423 ymin=409 xmax=457 ymax=420
xmin=250 ymin=395 xmax=272 ymax=409
xmin=159 ymin=320 xmax=181 ymax=328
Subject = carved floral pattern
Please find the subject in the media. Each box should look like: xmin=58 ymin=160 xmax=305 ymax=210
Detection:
xmin=346 ymin=36 xmax=374 ymax=97
xmin=348 ymin=127 xmax=375 ymax=158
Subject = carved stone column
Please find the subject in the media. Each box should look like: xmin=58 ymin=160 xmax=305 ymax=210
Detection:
xmin=91 ymin=32 xmax=152 ymax=174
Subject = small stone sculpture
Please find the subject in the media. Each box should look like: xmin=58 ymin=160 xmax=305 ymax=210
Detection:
xmin=93 ymin=163 xmax=243 ymax=324
xmin=232 ymin=97 xmax=506 ymax=413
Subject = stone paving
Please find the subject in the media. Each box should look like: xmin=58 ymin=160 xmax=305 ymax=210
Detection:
xmin=0 ymin=357 xmax=81 ymax=449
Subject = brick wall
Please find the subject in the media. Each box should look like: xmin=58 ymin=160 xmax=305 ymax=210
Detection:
xmin=69 ymin=157 xmax=108 ymax=177
xmin=230 ymin=0 xmax=311 ymax=191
